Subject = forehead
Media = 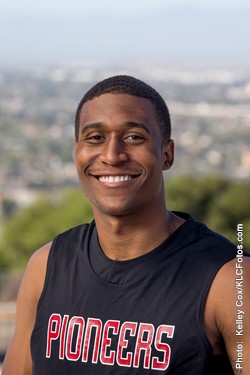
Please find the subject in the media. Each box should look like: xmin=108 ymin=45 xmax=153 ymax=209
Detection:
xmin=79 ymin=93 xmax=158 ymax=126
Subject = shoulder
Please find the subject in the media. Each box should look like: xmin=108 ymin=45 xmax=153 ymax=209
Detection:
xmin=19 ymin=242 xmax=53 ymax=303
xmin=26 ymin=223 xmax=93 ymax=296
xmin=190 ymin=221 xmax=238 ymax=266
xmin=180 ymin=220 xmax=238 ymax=274
xmin=2 ymin=242 xmax=53 ymax=374
xmin=198 ymin=222 xmax=236 ymax=248
xmin=204 ymin=256 xmax=250 ymax=369
xmin=52 ymin=222 xmax=94 ymax=246
xmin=210 ymin=256 xmax=250 ymax=321
xmin=209 ymin=255 xmax=250 ymax=305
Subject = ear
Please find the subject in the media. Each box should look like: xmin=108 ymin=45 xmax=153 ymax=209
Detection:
xmin=162 ymin=139 xmax=174 ymax=170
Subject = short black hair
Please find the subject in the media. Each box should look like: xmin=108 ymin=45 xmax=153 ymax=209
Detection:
xmin=75 ymin=75 xmax=171 ymax=141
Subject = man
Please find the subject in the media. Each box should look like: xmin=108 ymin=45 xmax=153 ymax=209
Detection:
xmin=3 ymin=75 xmax=250 ymax=374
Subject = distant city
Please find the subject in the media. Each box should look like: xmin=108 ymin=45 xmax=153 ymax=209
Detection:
xmin=0 ymin=65 xmax=250 ymax=208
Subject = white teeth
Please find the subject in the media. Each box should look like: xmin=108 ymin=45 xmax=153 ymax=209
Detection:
xmin=99 ymin=175 xmax=132 ymax=183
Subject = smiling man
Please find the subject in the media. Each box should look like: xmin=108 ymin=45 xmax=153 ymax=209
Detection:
xmin=3 ymin=75 xmax=250 ymax=375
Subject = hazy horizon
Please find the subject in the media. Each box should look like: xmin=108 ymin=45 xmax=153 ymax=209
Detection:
xmin=1 ymin=0 xmax=250 ymax=68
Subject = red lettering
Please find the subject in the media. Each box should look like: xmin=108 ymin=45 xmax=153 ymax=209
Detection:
xmin=66 ymin=317 xmax=85 ymax=361
xmin=59 ymin=315 xmax=69 ymax=359
xmin=82 ymin=318 xmax=102 ymax=363
xmin=152 ymin=325 xmax=175 ymax=370
xmin=133 ymin=323 xmax=154 ymax=369
xmin=46 ymin=313 xmax=175 ymax=370
xmin=100 ymin=320 xmax=120 ymax=365
xmin=46 ymin=314 xmax=62 ymax=358
xmin=117 ymin=321 xmax=137 ymax=367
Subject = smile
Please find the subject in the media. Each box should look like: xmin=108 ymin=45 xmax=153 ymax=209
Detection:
xmin=98 ymin=175 xmax=133 ymax=183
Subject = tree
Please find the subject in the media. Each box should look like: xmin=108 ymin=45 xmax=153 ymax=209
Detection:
xmin=205 ymin=180 xmax=250 ymax=247
xmin=166 ymin=175 xmax=250 ymax=252
xmin=1 ymin=176 xmax=249 ymax=270
xmin=0 ymin=189 xmax=93 ymax=269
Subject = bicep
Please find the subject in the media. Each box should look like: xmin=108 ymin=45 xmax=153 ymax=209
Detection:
xmin=2 ymin=243 xmax=51 ymax=375
xmin=214 ymin=257 xmax=250 ymax=374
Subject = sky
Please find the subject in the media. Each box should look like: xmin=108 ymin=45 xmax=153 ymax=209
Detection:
xmin=1 ymin=0 xmax=250 ymax=68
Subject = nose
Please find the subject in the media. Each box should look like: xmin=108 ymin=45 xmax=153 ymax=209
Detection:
xmin=99 ymin=136 xmax=128 ymax=165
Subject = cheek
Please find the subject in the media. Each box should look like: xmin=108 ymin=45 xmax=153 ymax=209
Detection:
xmin=74 ymin=147 xmax=91 ymax=168
xmin=74 ymin=152 xmax=83 ymax=171
xmin=140 ymin=146 xmax=165 ymax=170
xmin=74 ymin=152 xmax=89 ymax=181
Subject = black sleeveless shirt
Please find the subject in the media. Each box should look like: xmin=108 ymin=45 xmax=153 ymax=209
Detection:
xmin=31 ymin=212 xmax=236 ymax=374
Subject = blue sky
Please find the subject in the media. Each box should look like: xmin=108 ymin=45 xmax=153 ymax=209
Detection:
xmin=1 ymin=0 xmax=250 ymax=67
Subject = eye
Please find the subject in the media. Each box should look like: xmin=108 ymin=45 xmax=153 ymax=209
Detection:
xmin=127 ymin=135 xmax=143 ymax=140
xmin=81 ymin=133 xmax=105 ymax=144
xmin=89 ymin=135 xmax=104 ymax=140
xmin=124 ymin=134 xmax=146 ymax=144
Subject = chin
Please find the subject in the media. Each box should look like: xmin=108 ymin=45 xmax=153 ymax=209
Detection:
xmin=94 ymin=201 xmax=137 ymax=217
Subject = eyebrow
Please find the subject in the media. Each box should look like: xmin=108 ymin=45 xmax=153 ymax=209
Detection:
xmin=80 ymin=122 xmax=103 ymax=135
xmin=80 ymin=121 xmax=150 ymax=135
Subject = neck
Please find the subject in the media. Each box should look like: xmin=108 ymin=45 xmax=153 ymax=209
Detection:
xmin=93 ymin=208 xmax=185 ymax=261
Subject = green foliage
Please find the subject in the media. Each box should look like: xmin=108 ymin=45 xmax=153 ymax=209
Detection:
xmin=165 ymin=175 xmax=231 ymax=219
xmin=205 ymin=181 xmax=250 ymax=246
xmin=1 ymin=199 xmax=18 ymax=218
xmin=0 ymin=189 xmax=93 ymax=269
xmin=166 ymin=175 xmax=250 ymax=252
xmin=0 ymin=176 xmax=249 ymax=270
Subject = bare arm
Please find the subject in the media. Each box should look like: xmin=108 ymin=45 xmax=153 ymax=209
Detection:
xmin=2 ymin=242 xmax=52 ymax=375
xmin=206 ymin=256 xmax=250 ymax=375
